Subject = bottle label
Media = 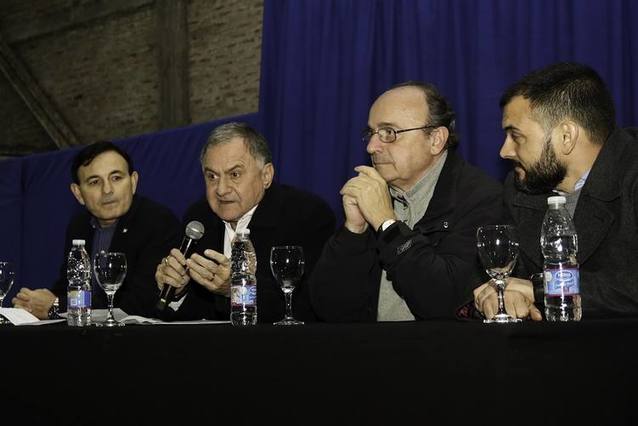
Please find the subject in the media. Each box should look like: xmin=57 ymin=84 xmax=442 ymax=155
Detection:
xmin=231 ymin=284 xmax=257 ymax=307
xmin=68 ymin=290 xmax=91 ymax=309
xmin=544 ymin=268 xmax=580 ymax=296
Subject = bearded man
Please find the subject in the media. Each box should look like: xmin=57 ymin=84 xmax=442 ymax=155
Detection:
xmin=474 ymin=62 xmax=638 ymax=320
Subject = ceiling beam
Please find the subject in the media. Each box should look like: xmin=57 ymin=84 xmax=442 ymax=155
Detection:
xmin=157 ymin=0 xmax=190 ymax=129
xmin=3 ymin=0 xmax=154 ymax=43
xmin=0 ymin=32 xmax=79 ymax=148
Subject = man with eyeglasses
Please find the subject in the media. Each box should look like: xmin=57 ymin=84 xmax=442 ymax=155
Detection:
xmin=309 ymin=81 xmax=503 ymax=321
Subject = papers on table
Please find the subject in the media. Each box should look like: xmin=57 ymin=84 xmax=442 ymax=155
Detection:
xmin=0 ymin=308 xmax=66 ymax=325
xmin=0 ymin=307 xmax=229 ymax=325
xmin=95 ymin=308 xmax=230 ymax=325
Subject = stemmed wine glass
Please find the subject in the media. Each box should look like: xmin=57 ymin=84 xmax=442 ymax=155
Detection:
xmin=270 ymin=246 xmax=305 ymax=325
xmin=476 ymin=225 xmax=521 ymax=324
xmin=93 ymin=251 xmax=127 ymax=327
xmin=0 ymin=262 xmax=15 ymax=324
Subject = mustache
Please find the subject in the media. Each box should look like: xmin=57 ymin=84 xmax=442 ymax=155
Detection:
xmin=513 ymin=151 xmax=566 ymax=195
xmin=513 ymin=161 xmax=526 ymax=171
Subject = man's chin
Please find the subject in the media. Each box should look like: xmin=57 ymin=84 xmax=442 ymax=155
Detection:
xmin=211 ymin=204 xmax=242 ymax=222
xmin=371 ymin=164 xmax=395 ymax=181
xmin=94 ymin=212 xmax=121 ymax=227
xmin=513 ymin=173 xmax=557 ymax=195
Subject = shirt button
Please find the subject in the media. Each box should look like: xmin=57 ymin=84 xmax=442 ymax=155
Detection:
xmin=443 ymin=221 xmax=449 ymax=229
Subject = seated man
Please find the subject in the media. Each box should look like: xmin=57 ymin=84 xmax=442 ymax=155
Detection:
xmin=13 ymin=141 xmax=180 ymax=319
xmin=474 ymin=62 xmax=638 ymax=320
xmin=155 ymin=122 xmax=336 ymax=323
xmin=309 ymin=81 xmax=504 ymax=321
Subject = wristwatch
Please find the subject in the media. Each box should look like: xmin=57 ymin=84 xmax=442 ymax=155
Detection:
xmin=48 ymin=297 xmax=60 ymax=319
xmin=377 ymin=219 xmax=397 ymax=233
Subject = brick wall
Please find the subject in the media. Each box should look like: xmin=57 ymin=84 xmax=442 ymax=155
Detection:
xmin=0 ymin=0 xmax=263 ymax=156
xmin=0 ymin=73 xmax=57 ymax=155
xmin=188 ymin=0 xmax=262 ymax=124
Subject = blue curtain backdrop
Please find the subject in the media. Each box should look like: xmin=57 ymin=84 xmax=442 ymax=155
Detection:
xmin=259 ymin=0 xmax=638 ymax=215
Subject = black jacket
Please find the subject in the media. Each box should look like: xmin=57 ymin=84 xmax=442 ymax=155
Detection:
xmin=507 ymin=127 xmax=638 ymax=318
xmin=53 ymin=195 xmax=180 ymax=317
xmin=310 ymin=150 xmax=504 ymax=321
xmin=168 ymin=183 xmax=336 ymax=323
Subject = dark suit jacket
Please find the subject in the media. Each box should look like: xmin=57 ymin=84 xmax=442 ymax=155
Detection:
xmin=169 ymin=183 xmax=336 ymax=323
xmin=52 ymin=195 xmax=180 ymax=317
xmin=309 ymin=150 xmax=504 ymax=321
xmin=507 ymin=127 xmax=638 ymax=318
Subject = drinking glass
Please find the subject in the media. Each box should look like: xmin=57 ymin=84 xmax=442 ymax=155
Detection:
xmin=0 ymin=262 xmax=15 ymax=324
xmin=270 ymin=246 xmax=305 ymax=325
xmin=93 ymin=251 xmax=127 ymax=327
xmin=476 ymin=225 xmax=521 ymax=324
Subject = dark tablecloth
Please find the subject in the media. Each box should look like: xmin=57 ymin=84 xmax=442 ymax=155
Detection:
xmin=4 ymin=319 xmax=637 ymax=425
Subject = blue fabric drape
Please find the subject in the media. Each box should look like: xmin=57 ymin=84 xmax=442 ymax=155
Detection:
xmin=0 ymin=159 xmax=22 ymax=268
xmin=259 ymin=0 xmax=638 ymax=215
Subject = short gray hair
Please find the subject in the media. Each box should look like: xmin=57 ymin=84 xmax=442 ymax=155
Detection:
xmin=200 ymin=122 xmax=273 ymax=166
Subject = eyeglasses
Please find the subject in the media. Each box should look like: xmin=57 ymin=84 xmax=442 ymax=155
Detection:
xmin=361 ymin=125 xmax=437 ymax=144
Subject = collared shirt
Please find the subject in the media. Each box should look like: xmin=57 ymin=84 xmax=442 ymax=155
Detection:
xmin=377 ymin=150 xmax=448 ymax=321
xmin=222 ymin=205 xmax=258 ymax=258
xmin=170 ymin=204 xmax=259 ymax=311
xmin=554 ymin=169 xmax=591 ymax=218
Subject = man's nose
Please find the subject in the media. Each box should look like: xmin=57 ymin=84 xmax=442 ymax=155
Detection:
xmin=499 ymin=136 xmax=515 ymax=160
xmin=366 ymin=134 xmax=384 ymax=155
xmin=216 ymin=176 xmax=230 ymax=196
xmin=102 ymin=180 xmax=113 ymax=194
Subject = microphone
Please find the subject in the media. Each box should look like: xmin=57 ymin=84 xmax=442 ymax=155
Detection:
xmin=156 ymin=220 xmax=205 ymax=311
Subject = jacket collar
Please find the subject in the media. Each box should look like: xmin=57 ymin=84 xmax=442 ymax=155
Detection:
xmin=579 ymin=128 xmax=626 ymax=202
xmin=114 ymin=194 xmax=141 ymax=235
xmin=243 ymin=184 xmax=281 ymax=230
xmin=418 ymin=149 xmax=462 ymax=224
xmin=512 ymin=128 xmax=630 ymax=267
xmin=572 ymin=128 xmax=627 ymax=263
xmin=106 ymin=195 xmax=141 ymax=248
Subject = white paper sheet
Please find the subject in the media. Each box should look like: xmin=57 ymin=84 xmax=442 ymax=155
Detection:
xmin=5 ymin=308 xmax=229 ymax=326
xmin=0 ymin=307 xmax=42 ymax=325
xmin=66 ymin=309 xmax=230 ymax=325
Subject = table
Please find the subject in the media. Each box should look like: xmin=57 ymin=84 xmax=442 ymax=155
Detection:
xmin=4 ymin=319 xmax=638 ymax=425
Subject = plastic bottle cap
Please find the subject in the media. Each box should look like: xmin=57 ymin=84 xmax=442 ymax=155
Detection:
xmin=72 ymin=239 xmax=86 ymax=245
xmin=547 ymin=196 xmax=566 ymax=205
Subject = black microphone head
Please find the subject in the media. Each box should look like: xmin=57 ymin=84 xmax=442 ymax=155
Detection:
xmin=185 ymin=220 xmax=205 ymax=240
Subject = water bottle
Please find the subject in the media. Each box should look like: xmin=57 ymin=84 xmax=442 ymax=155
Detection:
xmin=540 ymin=196 xmax=582 ymax=321
xmin=230 ymin=229 xmax=258 ymax=326
xmin=66 ymin=239 xmax=92 ymax=326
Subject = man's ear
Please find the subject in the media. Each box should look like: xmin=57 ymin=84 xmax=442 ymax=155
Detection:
xmin=558 ymin=121 xmax=579 ymax=156
xmin=70 ymin=183 xmax=85 ymax=206
xmin=430 ymin=127 xmax=449 ymax=156
xmin=262 ymin=163 xmax=274 ymax=189
xmin=130 ymin=171 xmax=139 ymax=194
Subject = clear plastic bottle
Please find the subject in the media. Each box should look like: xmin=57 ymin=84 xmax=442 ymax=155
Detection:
xmin=540 ymin=196 xmax=582 ymax=321
xmin=66 ymin=239 xmax=92 ymax=326
xmin=230 ymin=229 xmax=257 ymax=326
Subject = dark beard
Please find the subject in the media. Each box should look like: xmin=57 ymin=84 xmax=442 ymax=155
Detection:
xmin=514 ymin=137 xmax=567 ymax=195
